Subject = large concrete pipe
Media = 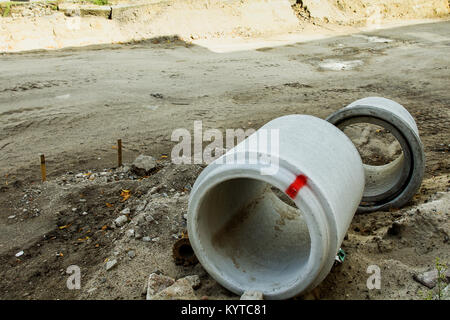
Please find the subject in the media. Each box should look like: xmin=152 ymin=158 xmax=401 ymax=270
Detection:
xmin=326 ymin=97 xmax=425 ymax=213
xmin=187 ymin=115 xmax=365 ymax=299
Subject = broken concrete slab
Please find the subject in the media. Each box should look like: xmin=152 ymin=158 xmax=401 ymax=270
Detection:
xmin=149 ymin=275 xmax=200 ymax=300
xmin=58 ymin=4 xmax=112 ymax=19
xmin=240 ymin=290 xmax=264 ymax=300
xmin=114 ymin=215 xmax=128 ymax=227
xmin=146 ymin=273 xmax=175 ymax=300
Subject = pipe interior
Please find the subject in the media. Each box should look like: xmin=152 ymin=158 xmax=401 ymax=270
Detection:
xmin=196 ymin=178 xmax=311 ymax=292
xmin=338 ymin=117 xmax=411 ymax=203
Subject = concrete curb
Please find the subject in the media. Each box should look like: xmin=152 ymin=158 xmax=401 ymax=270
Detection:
xmin=57 ymin=1 xmax=170 ymax=20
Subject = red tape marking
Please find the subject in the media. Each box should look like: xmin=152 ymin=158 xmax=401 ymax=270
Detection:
xmin=285 ymin=174 xmax=308 ymax=199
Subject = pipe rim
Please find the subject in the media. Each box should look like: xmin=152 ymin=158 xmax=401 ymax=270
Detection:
xmin=334 ymin=116 xmax=411 ymax=202
xmin=326 ymin=105 xmax=425 ymax=213
xmin=187 ymin=156 xmax=336 ymax=299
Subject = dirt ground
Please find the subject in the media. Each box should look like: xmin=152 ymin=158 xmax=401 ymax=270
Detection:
xmin=0 ymin=19 xmax=449 ymax=299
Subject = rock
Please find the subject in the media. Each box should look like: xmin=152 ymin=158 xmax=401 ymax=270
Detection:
xmin=240 ymin=290 xmax=264 ymax=300
xmin=105 ymin=259 xmax=118 ymax=271
xmin=149 ymin=186 xmax=160 ymax=194
xmin=414 ymin=269 xmax=450 ymax=289
xmin=15 ymin=251 xmax=24 ymax=257
xmin=114 ymin=215 xmax=128 ymax=227
xmin=119 ymin=165 xmax=130 ymax=173
xmin=149 ymin=275 xmax=201 ymax=300
xmin=121 ymin=208 xmax=130 ymax=215
xmin=127 ymin=250 xmax=136 ymax=259
xmin=184 ymin=275 xmax=201 ymax=289
xmin=146 ymin=273 xmax=175 ymax=300
xmin=142 ymin=236 xmax=151 ymax=242
xmin=59 ymin=4 xmax=112 ymax=19
xmin=443 ymin=285 xmax=449 ymax=300
xmin=126 ymin=229 xmax=135 ymax=237
xmin=132 ymin=155 xmax=157 ymax=176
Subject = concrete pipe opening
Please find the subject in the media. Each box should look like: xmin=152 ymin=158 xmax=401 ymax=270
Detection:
xmin=326 ymin=97 xmax=425 ymax=213
xmin=196 ymin=177 xmax=313 ymax=297
xmin=188 ymin=115 xmax=365 ymax=299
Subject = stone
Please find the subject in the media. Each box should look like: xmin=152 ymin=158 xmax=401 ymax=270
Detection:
xmin=127 ymin=250 xmax=136 ymax=259
xmin=121 ymin=208 xmax=130 ymax=215
xmin=149 ymin=275 xmax=200 ymax=300
xmin=413 ymin=269 xmax=450 ymax=289
xmin=146 ymin=273 xmax=175 ymax=300
xmin=240 ymin=290 xmax=264 ymax=300
xmin=126 ymin=229 xmax=135 ymax=237
xmin=142 ymin=236 xmax=151 ymax=242
xmin=184 ymin=275 xmax=201 ymax=289
xmin=132 ymin=155 xmax=157 ymax=176
xmin=15 ymin=251 xmax=24 ymax=257
xmin=105 ymin=259 xmax=117 ymax=271
xmin=114 ymin=215 xmax=128 ymax=227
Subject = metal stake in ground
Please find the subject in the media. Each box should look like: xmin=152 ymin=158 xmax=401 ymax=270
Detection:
xmin=117 ymin=139 xmax=123 ymax=167
xmin=40 ymin=154 xmax=46 ymax=182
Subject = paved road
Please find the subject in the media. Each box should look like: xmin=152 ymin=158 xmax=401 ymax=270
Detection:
xmin=0 ymin=20 xmax=449 ymax=182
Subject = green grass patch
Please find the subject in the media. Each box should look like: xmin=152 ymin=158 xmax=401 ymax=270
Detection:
xmin=1 ymin=3 xmax=12 ymax=17
xmin=89 ymin=0 xmax=109 ymax=5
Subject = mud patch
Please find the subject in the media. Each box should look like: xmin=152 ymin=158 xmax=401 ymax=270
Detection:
xmin=353 ymin=34 xmax=394 ymax=43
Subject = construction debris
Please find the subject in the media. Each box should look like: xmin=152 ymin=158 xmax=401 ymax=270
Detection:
xmin=105 ymin=259 xmax=118 ymax=271
xmin=240 ymin=290 xmax=264 ymax=300
xmin=147 ymin=275 xmax=201 ymax=300
xmin=132 ymin=155 xmax=157 ymax=176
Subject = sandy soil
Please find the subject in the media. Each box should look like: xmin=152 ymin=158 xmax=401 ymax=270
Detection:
xmin=1 ymin=0 xmax=449 ymax=53
xmin=0 ymin=20 xmax=449 ymax=300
